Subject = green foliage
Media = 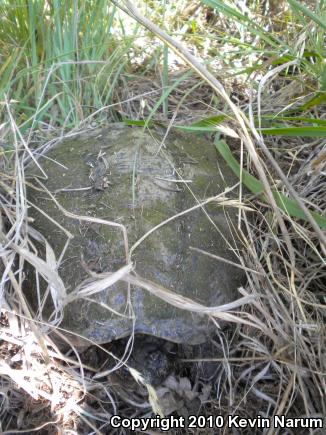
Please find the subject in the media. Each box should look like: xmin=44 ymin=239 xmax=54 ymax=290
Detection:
xmin=1 ymin=0 xmax=325 ymax=129
xmin=287 ymin=0 xmax=326 ymax=30
xmin=200 ymin=0 xmax=284 ymax=48
xmin=259 ymin=126 xmax=326 ymax=137
xmin=200 ymin=0 xmax=326 ymax=103
xmin=215 ymin=139 xmax=326 ymax=229
xmin=0 ymin=0 xmax=136 ymax=127
xmin=175 ymin=114 xmax=326 ymax=137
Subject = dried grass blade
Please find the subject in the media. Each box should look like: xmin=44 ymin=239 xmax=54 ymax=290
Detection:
xmin=66 ymin=263 xmax=133 ymax=303
xmin=11 ymin=244 xmax=66 ymax=308
xmin=123 ymin=273 xmax=255 ymax=321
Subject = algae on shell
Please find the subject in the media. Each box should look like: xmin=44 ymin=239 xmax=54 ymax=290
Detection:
xmin=27 ymin=124 xmax=245 ymax=345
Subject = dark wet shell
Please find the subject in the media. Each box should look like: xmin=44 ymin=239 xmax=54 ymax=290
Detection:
xmin=27 ymin=124 xmax=245 ymax=345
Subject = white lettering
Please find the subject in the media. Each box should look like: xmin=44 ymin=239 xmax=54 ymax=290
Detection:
xmin=141 ymin=419 xmax=150 ymax=431
xmin=274 ymin=416 xmax=323 ymax=429
xmin=110 ymin=416 xmax=121 ymax=428
xmin=228 ymin=416 xmax=247 ymax=428
xmin=228 ymin=416 xmax=240 ymax=427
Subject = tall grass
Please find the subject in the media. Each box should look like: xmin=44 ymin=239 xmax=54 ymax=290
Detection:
xmin=0 ymin=0 xmax=140 ymax=129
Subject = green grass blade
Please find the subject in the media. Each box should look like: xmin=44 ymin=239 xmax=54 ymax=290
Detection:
xmin=287 ymin=0 xmax=326 ymax=30
xmin=171 ymin=115 xmax=227 ymax=132
xmin=261 ymin=116 xmax=326 ymax=126
xmin=187 ymin=115 xmax=228 ymax=127
xmin=200 ymin=0 xmax=284 ymax=47
xmin=123 ymin=119 xmax=155 ymax=127
xmin=299 ymin=93 xmax=326 ymax=111
xmin=215 ymin=139 xmax=326 ymax=229
xmin=173 ymin=118 xmax=326 ymax=136
xmin=321 ymin=63 xmax=326 ymax=90
xmin=0 ymin=48 xmax=24 ymax=93
xmin=259 ymin=126 xmax=326 ymax=137
xmin=174 ymin=125 xmax=223 ymax=132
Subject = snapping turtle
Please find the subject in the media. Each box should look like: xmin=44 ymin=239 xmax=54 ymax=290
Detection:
xmin=27 ymin=124 xmax=244 ymax=346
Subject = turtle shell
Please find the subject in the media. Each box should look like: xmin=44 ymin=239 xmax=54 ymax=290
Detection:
xmin=27 ymin=124 xmax=245 ymax=345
